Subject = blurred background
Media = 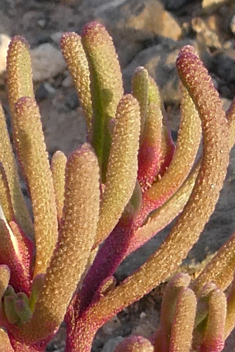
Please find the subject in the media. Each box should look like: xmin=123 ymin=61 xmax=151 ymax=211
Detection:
xmin=1 ymin=1 xmax=235 ymax=351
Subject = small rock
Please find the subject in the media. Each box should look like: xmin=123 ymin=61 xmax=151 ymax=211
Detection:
xmin=202 ymin=0 xmax=231 ymax=13
xmin=62 ymin=73 xmax=73 ymax=88
xmin=50 ymin=32 xmax=64 ymax=45
xmin=102 ymin=337 xmax=124 ymax=352
xmin=123 ymin=38 xmax=195 ymax=104
xmin=191 ymin=17 xmax=221 ymax=49
xmin=161 ymin=0 xmax=193 ymax=11
xmin=230 ymin=15 xmax=235 ymax=36
xmin=0 ymin=34 xmax=11 ymax=74
xmin=95 ymin=0 xmax=182 ymax=66
xmin=31 ymin=43 xmax=66 ymax=81
xmin=215 ymin=49 xmax=235 ymax=83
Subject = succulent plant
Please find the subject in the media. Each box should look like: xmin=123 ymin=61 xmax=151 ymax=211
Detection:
xmin=0 ymin=20 xmax=234 ymax=352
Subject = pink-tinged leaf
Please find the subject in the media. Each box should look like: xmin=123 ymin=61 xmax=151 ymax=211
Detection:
xmin=126 ymin=162 xmax=199 ymax=256
xmin=71 ymin=45 xmax=229 ymax=340
xmin=79 ymin=220 xmax=134 ymax=314
xmin=81 ymin=21 xmax=124 ymax=180
xmin=95 ymin=95 xmax=140 ymax=248
xmin=170 ymin=288 xmax=196 ymax=352
xmin=14 ymin=144 xmax=100 ymax=345
xmin=137 ymin=103 xmax=162 ymax=191
xmin=0 ymin=219 xmax=32 ymax=294
xmin=194 ymin=282 xmax=217 ymax=328
xmin=153 ymin=273 xmax=191 ymax=352
xmin=225 ymin=273 xmax=235 ymax=338
xmin=114 ymin=336 xmax=154 ymax=352
xmin=79 ymin=182 xmax=142 ymax=313
xmin=132 ymin=68 xmax=174 ymax=192
xmin=148 ymin=76 xmax=175 ymax=177
xmin=9 ymin=337 xmax=48 ymax=352
xmin=137 ymin=83 xmax=201 ymax=225
xmin=199 ymin=289 xmax=226 ymax=352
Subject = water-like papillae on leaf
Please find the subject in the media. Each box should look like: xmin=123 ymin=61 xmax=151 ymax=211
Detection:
xmin=14 ymin=97 xmax=57 ymax=277
xmin=81 ymin=22 xmax=124 ymax=180
xmin=51 ymin=151 xmax=67 ymax=225
xmin=16 ymin=144 xmax=100 ymax=344
xmin=60 ymin=32 xmax=93 ymax=138
xmin=95 ymin=94 xmax=140 ymax=247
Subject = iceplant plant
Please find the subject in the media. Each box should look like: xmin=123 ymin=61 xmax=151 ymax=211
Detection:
xmin=0 ymin=21 xmax=235 ymax=352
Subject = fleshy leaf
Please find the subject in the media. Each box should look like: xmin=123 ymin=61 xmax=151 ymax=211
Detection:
xmin=192 ymin=230 xmax=235 ymax=294
xmin=95 ymin=94 xmax=140 ymax=247
xmin=148 ymin=76 xmax=175 ymax=176
xmin=137 ymin=103 xmax=162 ymax=191
xmin=126 ymin=162 xmax=199 ymax=256
xmin=81 ymin=21 xmax=124 ymax=180
xmin=131 ymin=67 xmax=149 ymax=140
xmin=138 ymin=83 xmax=201 ymax=224
xmin=6 ymin=36 xmax=34 ymax=109
xmin=0 ymin=101 xmax=32 ymax=237
xmin=17 ymin=144 xmax=100 ymax=344
xmin=0 ymin=327 xmax=14 ymax=352
xmin=114 ymin=336 xmax=154 ymax=352
xmin=0 ymin=219 xmax=32 ymax=294
xmin=75 ymin=45 xmax=229 ymax=338
xmin=226 ymin=97 xmax=235 ymax=149
xmin=0 ymin=265 xmax=10 ymax=299
xmin=170 ymin=288 xmax=196 ymax=352
xmin=0 ymin=162 xmax=14 ymax=222
xmin=51 ymin=151 xmax=67 ymax=225
xmin=4 ymin=295 xmax=20 ymax=325
xmin=133 ymin=69 xmax=175 ymax=192
xmin=14 ymin=97 xmax=58 ymax=277
xmin=60 ymin=32 xmax=93 ymax=137
xmin=154 ymin=273 xmax=191 ymax=352
xmin=199 ymin=289 xmax=226 ymax=352
xmin=225 ymin=273 xmax=235 ymax=338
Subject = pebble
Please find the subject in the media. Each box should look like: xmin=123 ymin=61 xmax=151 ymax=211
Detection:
xmin=123 ymin=38 xmax=195 ymax=104
xmin=31 ymin=43 xmax=66 ymax=81
xmin=230 ymin=15 xmax=235 ymax=36
xmin=0 ymin=34 xmax=11 ymax=74
xmin=202 ymin=0 xmax=231 ymax=13
xmin=215 ymin=49 xmax=235 ymax=83
xmin=161 ymin=0 xmax=193 ymax=11
xmin=102 ymin=337 xmax=124 ymax=352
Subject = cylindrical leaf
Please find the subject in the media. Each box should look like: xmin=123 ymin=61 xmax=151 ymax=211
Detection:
xmin=0 ymin=265 xmax=10 ymax=300
xmin=95 ymin=94 xmax=140 ymax=247
xmin=0 ymin=101 xmax=33 ymax=237
xmin=81 ymin=22 xmax=124 ymax=180
xmin=17 ymin=144 xmax=100 ymax=344
xmin=51 ymin=151 xmax=67 ymax=224
xmin=200 ymin=289 xmax=226 ymax=352
xmin=170 ymin=288 xmax=196 ymax=352
xmin=61 ymin=32 xmax=93 ymax=137
xmin=14 ymin=97 xmax=58 ymax=277
xmin=0 ymin=327 xmax=14 ymax=352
